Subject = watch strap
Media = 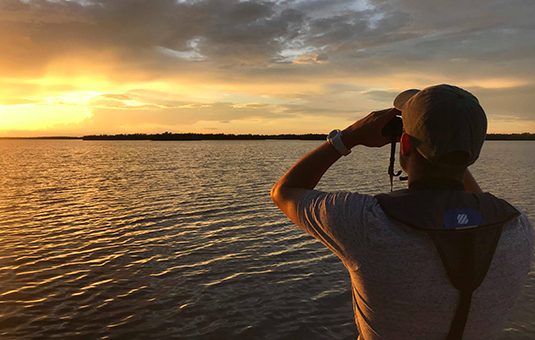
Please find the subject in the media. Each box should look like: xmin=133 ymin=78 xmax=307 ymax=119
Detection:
xmin=328 ymin=129 xmax=351 ymax=156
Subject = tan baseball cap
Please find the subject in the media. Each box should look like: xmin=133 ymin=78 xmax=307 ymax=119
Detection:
xmin=393 ymin=84 xmax=487 ymax=167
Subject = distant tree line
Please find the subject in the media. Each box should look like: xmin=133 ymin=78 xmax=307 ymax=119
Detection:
xmin=485 ymin=133 xmax=535 ymax=140
xmin=82 ymin=132 xmax=535 ymax=141
xmin=82 ymin=132 xmax=328 ymax=141
xmin=0 ymin=136 xmax=81 ymax=140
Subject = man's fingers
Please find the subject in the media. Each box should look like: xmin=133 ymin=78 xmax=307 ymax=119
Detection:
xmin=380 ymin=108 xmax=399 ymax=119
xmin=371 ymin=108 xmax=398 ymax=123
xmin=373 ymin=108 xmax=393 ymax=115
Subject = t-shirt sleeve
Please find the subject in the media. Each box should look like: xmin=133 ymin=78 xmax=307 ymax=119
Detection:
xmin=297 ymin=189 xmax=377 ymax=261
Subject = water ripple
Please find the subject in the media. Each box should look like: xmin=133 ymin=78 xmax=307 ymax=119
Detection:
xmin=0 ymin=140 xmax=532 ymax=339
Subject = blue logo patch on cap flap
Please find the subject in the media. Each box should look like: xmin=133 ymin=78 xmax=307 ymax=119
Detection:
xmin=443 ymin=208 xmax=485 ymax=229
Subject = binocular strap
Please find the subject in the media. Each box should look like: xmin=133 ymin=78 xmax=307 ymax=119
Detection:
xmin=428 ymin=227 xmax=503 ymax=340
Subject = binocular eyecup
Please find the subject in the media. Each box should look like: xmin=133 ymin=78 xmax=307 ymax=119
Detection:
xmin=381 ymin=116 xmax=403 ymax=139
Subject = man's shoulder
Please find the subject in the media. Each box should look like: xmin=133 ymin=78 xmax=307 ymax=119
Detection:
xmin=299 ymin=189 xmax=379 ymax=210
xmin=484 ymin=193 xmax=533 ymax=231
xmin=298 ymin=189 xmax=392 ymax=235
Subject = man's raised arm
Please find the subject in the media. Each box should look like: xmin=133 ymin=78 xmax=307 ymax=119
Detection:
xmin=270 ymin=108 xmax=399 ymax=226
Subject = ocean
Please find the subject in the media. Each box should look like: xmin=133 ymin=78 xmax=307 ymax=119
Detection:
xmin=0 ymin=139 xmax=533 ymax=339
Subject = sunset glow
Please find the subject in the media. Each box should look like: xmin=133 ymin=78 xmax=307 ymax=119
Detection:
xmin=1 ymin=0 xmax=534 ymax=136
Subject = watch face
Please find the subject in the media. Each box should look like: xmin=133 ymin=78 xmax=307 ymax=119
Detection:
xmin=328 ymin=129 xmax=339 ymax=139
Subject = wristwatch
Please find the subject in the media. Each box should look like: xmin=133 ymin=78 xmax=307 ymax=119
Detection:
xmin=327 ymin=129 xmax=351 ymax=156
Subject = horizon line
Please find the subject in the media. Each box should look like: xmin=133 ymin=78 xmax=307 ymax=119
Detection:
xmin=1 ymin=132 xmax=535 ymax=141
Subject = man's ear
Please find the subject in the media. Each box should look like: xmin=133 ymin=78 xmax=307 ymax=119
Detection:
xmin=401 ymin=133 xmax=411 ymax=155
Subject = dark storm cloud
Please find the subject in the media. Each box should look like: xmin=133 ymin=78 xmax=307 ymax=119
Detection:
xmin=0 ymin=0 xmax=412 ymax=75
xmin=364 ymin=0 xmax=535 ymax=63
xmin=279 ymin=0 xmax=359 ymax=15
xmin=0 ymin=0 xmax=305 ymax=73
xmin=4 ymin=0 xmax=533 ymax=79
xmin=305 ymin=9 xmax=411 ymax=53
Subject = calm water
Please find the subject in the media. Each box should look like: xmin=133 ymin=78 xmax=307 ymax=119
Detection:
xmin=0 ymin=140 xmax=533 ymax=340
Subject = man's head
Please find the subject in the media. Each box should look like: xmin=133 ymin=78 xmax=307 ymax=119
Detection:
xmin=394 ymin=84 xmax=487 ymax=180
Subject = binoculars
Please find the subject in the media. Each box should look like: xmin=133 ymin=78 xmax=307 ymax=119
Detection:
xmin=380 ymin=114 xmax=406 ymax=190
xmin=381 ymin=115 xmax=403 ymax=139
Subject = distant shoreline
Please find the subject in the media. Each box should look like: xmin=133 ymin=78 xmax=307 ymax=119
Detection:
xmin=1 ymin=133 xmax=535 ymax=141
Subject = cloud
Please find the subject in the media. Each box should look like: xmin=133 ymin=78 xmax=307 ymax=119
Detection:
xmin=1 ymin=0 xmax=534 ymax=134
xmin=0 ymin=0 xmax=306 ymax=75
xmin=0 ymin=98 xmax=40 ymax=105
xmin=361 ymin=90 xmax=401 ymax=103
xmin=99 ymin=94 xmax=135 ymax=101
xmin=2 ymin=0 xmax=533 ymax=81
xmin=473 ymin=85 xmax=535 ymax=122
xmin=292 ymin=53 xmax=329 ymax=64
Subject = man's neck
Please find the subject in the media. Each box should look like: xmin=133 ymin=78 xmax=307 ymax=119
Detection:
xmin=408 ymin=177 xmax=465 ymax=190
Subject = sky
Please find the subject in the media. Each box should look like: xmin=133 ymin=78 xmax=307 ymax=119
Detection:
xmin=1 ymin=0 xmax=535 ymax=136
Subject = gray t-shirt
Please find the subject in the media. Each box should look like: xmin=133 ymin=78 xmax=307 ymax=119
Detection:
xmin=298 ymin=190 xmax=534 ymax=340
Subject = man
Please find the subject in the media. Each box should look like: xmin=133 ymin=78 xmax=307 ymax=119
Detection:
xmin=271 ymin=84 xmax=533 ymax=340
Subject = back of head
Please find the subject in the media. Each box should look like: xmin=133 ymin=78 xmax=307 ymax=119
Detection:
xmin=394 ymin=84 xmax=487 ymax=170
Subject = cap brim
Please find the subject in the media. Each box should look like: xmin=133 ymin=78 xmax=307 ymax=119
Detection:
xmin=393 ymin=89 xmax=420 ymax=110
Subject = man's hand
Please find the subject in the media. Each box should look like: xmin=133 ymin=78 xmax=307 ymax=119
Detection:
xmin=342 ymin=108 xmax=400 ymax=149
